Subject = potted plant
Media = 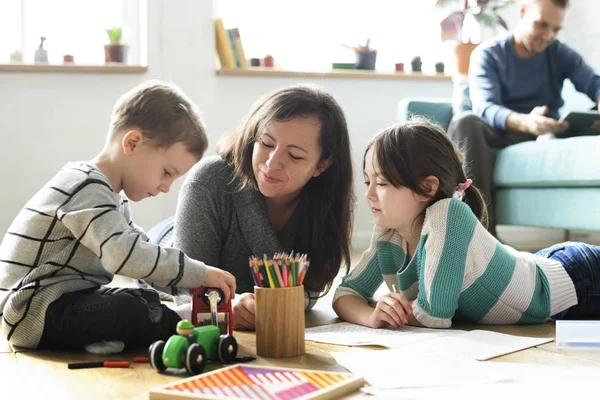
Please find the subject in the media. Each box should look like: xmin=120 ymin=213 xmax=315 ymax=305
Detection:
xmin=411 ymin=56 xmax=422 ymax=73
xmin=435 ymin=61 xmax=445 ymax=73
xmin=263 ymin=54 xmax=274 ymax=67
xmin=436 ymin=0 xmax=514 ymax=74
xmin=104 ymin=26 xmax=127 ymax=63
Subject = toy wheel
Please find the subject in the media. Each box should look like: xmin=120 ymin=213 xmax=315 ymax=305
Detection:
xmin=217 ymin=335 xmax=238 ymax=363
xmin=185 ymin=343 xmax=207 ymax=375
xmin=149 ymin=340 xmax=166 ymax=372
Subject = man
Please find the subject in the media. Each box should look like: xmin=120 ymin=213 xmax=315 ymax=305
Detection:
xmin=447 ymin=0 xmax=600 ymax=236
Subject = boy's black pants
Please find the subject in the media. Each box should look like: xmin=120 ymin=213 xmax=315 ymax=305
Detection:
xmin=38 ymin=287 xmax=181 ymax=350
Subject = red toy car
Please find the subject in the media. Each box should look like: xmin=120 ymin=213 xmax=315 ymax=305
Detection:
xmin=191 ymin=286 xmax=233 ymax=335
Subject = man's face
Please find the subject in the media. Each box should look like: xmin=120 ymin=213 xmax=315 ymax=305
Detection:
xmin=517 ymin=0 xmax=566 ymax=55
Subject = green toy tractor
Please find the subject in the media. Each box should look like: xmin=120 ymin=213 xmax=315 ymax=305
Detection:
xmin=148 ymin=288 xmax=238 ymax=375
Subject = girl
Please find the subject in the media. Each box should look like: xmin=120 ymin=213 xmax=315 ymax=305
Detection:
xmin=333 ymin=118 xmax=599 ymax=329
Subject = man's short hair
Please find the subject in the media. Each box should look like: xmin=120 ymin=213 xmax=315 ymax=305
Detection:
xmin=552 ymin=0 xmax=569 ymax=8
xmin=109 ymin=80 xmax=208 ymax=159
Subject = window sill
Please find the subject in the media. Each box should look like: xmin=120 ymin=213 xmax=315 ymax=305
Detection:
xmin=216 ymin=67 xmax=452 ymax=81
xmin=0 ymin=63 xmax=148 ymax=74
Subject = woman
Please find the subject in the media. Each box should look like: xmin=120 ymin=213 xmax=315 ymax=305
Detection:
xmin=172 ymin=84 xmax=355 ymax=329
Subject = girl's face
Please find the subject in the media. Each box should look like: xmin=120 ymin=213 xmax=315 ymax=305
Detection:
xmin=252 ymin=115 xmax=329 ymax=202
xmin=363 ymin=146 xmax=427 ymax=231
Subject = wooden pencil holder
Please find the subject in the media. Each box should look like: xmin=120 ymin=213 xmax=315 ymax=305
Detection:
xmin=255 ymin=285 xmax=305 ymax=358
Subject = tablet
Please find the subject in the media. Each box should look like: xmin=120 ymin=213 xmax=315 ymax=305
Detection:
xmin=559 ymin=110 xmax=600 ymax=137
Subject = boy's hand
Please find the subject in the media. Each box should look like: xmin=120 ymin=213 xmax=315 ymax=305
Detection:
xmin=232 ymin=293 xmax=256 ymax=330
xmin=203 ymin=266 xmax=236 ymax=303
xmin=367 ymin=292 xmax=413 ymax=329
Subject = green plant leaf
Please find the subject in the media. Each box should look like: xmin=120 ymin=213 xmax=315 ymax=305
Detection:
xmin=106 ymin=26 xmax=122 ymax=44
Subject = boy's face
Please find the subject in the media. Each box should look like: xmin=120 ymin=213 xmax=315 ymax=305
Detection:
xmin=121 ymin=132 xmax=198 ymax=201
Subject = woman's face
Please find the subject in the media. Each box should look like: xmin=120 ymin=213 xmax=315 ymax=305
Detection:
xmin=252 ymin=115 xmax=327 ymax=201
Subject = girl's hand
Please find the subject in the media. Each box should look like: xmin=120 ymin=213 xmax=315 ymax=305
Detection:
xmin=367 ymin=292 xmax=413 ymax=329
xmin=232 ymin=292 xmax=256 ymax=330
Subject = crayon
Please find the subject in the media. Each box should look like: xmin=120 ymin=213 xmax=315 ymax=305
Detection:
xmin=68 ymin=361 xmax=130 ymax=369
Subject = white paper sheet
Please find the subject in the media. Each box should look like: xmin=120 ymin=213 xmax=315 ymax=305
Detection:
xmin=305 ymin=322 xmax=464 ymax=347
xmin=400 ymin=329 xmax=553 ymax=360
xmin=306 ymin=322 xmax=552 ymax=360
xmin=357 ymin=362 xmax=599 ymax=398
xmin=332 ymin=350 xmax=508 ymax=389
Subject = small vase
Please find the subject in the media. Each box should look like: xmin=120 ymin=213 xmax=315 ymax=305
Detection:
xmin=104 ymin=44 xmax=127 ymax=63
xmin=34 ymin=37 xmax=48 ymax=63
xmin=355 ymin=50 xmax=377 ymax=70
xmin=263 ymin=56 xmax=274 ymax=67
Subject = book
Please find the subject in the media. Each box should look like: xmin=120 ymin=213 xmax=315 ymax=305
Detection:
xmin=227 ymin=29 xmax=240 ymax=67
xmin=214 ymin=18 xmax=236 ymax=69
xmin=149 ymin=364 xmax=364 ymax=400
xmin=229 ymin=28 xmax=248 ymax=68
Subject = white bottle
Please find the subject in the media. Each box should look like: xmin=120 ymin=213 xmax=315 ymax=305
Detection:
xmin=34 ymin=36 xmax=48 ymax=63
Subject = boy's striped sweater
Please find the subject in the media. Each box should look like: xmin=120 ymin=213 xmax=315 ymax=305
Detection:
xmin=334 ymin=199 xmax=577 ymax=328
xmin=0 ymin=162 xmax=208 ymax=348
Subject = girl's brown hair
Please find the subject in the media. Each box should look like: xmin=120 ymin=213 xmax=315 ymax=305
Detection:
xmin=364 ymin=118 xmax=488 ymax=228
xmin=218 ymin=84 xmax=355 ymax=296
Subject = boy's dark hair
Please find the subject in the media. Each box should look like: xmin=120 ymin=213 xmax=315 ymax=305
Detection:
xmin=364 ymin=118 xmax=488 ymax=229
xmin=110 ymin=80 xmax=208 ymax=159
xmin=217 ymin=84 xmax=355 ymax=296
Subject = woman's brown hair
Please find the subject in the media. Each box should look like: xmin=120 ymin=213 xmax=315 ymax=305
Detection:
xmin=364 ymin=118 xmax=488 ymax=228
xmin=218 ymin=84 xmax=355 ymax=296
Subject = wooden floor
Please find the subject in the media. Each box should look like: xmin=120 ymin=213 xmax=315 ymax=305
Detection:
xmin=2 ymin=274 xmax=600 ymax=399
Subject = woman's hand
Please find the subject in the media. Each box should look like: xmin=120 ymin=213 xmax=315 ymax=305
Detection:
xmin=232 ymin=292 xmax=256 ymax=330
xmin=366 ymin=292 xmax=413 ymax=329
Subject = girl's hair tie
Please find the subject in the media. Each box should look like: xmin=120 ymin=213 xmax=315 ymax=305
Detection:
xmin=452 ymin=178 xmax=472 ymax=201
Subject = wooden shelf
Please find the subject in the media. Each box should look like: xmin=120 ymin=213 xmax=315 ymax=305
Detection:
xmin=217 ymin=67 xmax=452 ymax=81
xmin=0 ymin=63 xmax=148 ymax=74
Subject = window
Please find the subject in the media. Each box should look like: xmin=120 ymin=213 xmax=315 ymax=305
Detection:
xmin=0 ymin=0 xmax=146 ymax=65
xmin=214 ymin=0 xmax=444 ymax=72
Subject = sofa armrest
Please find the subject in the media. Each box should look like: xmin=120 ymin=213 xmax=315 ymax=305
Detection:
xmin=397 ymin=98 xmax=453 ymax=131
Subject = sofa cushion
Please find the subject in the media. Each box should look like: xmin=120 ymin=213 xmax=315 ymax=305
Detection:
xmin=397 ymin=99 xmax=453 ymax=131
xmin=494 ymin=136 xmax=600 ymax=187
xmin=496 ymin=188 xmax=600 ymax=230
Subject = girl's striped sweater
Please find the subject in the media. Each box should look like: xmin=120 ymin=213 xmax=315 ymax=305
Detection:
xmin=334 ymin=199 xmax=577 ymax=328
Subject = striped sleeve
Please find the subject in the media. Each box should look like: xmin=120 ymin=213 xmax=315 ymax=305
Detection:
xmin=58 ymin=178 xmax=207 ymax=288
xmin=333 ymin=226 xmax=387 ymax=303
xmin=412 ymin=200 xmax=477 ymax=328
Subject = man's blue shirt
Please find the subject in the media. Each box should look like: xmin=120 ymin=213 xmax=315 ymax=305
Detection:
xmin=469 ymin=34 xmax=600 ymax=131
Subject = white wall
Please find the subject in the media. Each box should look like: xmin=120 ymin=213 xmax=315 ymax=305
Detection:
xmin=0 ymin=0 xmax=452 ymax=250
xmin=1 ymin=0 xmax=597 ymax=252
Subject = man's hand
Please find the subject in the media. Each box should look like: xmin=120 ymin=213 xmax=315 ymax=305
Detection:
xmin=203 ymin=266 xmax=236 ymax=303
xmin=527 ymin=106 xmax=569 ymax=135
xmin=232 ymin=292 xmax=256 ymax=330
xmin=507 ymin=105 xmax=568 ymax=136
xmin=366 ymin=292 xmax=413 ymax=329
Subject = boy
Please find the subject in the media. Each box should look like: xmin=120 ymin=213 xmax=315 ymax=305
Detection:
xmin=0 ymin=80 xmax=235 ymax=352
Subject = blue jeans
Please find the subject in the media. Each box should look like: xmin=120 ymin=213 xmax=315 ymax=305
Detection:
xmin=536 ymin=242 xmax=600 ymax=319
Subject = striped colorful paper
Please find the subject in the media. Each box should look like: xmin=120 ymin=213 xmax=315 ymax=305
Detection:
xmin=149 ymin=364 xmax=364 ymax=400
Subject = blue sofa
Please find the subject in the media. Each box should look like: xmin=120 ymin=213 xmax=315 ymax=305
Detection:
xmin=397 ymin=99 xmax=600 ymax=231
